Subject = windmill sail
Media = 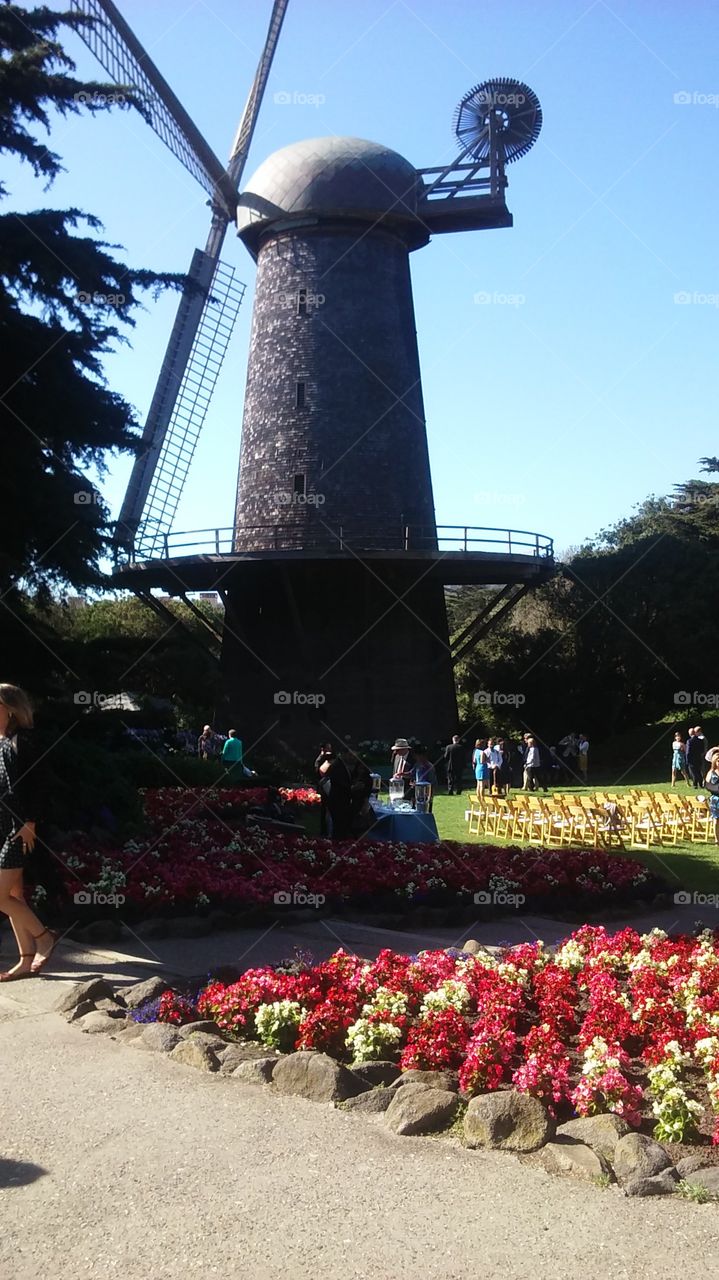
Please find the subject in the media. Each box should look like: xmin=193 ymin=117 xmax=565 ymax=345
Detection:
xmin=70 ymin=0 xmax=235 ymax=212
xmin=117 ymin=251 xmax=245 ymax=556
xmin=71 ymin=0 xmax=290 ymax=555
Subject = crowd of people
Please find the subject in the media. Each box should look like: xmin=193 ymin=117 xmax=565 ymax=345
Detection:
xmin=467 ymin=731 xmax=589 ymax=798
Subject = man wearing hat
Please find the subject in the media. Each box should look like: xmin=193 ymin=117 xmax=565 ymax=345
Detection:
xmin=390 ymin=738 xmax=416 ymax=801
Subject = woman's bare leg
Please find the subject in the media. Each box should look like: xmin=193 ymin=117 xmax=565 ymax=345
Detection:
xmin=0 ymin=870 xmax=39 ymax=975
xmin=9 ymin=880 xmax=34 ymax=957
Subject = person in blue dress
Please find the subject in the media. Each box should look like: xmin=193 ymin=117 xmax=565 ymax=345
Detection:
xmin=472 ymin=738 xmax=489 ymax=799
xmin=705 ymin=750 xmax=719 ymax=845
xmin=671 ymin=732 xmax=689 ymax=786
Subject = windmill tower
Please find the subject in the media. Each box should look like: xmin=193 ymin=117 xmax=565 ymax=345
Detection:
xmin=72 ymin=4 xmax=553 ymax=752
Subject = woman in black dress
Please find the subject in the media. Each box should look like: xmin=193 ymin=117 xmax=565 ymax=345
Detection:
xmin=0 ymin=684 xmax=57 ymax=980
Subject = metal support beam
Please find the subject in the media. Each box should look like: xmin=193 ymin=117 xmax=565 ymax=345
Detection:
xmin=450 ymin=583 xmax=531 ymax=665
xmin=131 ymin=589 xmax=220 ymax=664
xmin=177 ymin=592 xmax=224 ymax=646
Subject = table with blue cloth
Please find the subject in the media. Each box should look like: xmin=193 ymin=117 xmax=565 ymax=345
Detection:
xmin=365 ymin=802 xmax=439 ymax=844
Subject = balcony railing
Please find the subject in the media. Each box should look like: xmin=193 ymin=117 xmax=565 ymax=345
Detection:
xmin=121 ymin=523 xmax=554 ymax=564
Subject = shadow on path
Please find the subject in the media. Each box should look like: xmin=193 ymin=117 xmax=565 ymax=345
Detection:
xmin=0 ymin=1158 xmax=46 ymax=1189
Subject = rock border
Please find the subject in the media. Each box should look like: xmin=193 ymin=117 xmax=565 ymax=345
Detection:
xmin=59 ymin=975 xmax=719 ymax=1201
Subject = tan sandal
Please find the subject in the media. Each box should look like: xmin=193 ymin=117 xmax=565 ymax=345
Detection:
xmin=0 ymin=954 xmax=36 ymax=981
xmin=30 ymin=929 xmax=59 ymax=974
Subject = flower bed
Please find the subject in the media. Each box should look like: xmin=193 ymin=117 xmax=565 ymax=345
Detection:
xmin=141 ymin=785 xmax=320 ymax=827
xmin=56 ymin=784 xmax=664 ymax=919
xmin=162 ymin=926 xmax=719 ymax=1144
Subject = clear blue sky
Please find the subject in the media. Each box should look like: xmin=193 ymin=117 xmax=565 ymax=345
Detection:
xmin=7 ymin=0 xmax=719 ymax=556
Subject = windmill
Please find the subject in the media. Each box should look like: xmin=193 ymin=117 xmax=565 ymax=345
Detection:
xmin=70 ymin=0 xmax=289 ymax=558
xmin=73 ymin=0 xmax=552 ymax=748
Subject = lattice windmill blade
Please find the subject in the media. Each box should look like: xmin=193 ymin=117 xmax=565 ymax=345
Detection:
xmin=70 ymin=0 xmax=291 ymax=551
xmin=70 ymin=0 xmax=236 ymax=216
xmin=227 ymin=0 xmax=290 ymax=187
xmin=116 ymin=249 xmax=245 ymax=554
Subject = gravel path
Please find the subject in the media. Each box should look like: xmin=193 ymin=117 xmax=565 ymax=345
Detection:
xmin=2 ymin=963 xmax=719 ymax=1280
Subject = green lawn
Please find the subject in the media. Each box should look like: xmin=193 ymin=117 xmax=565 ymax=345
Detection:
xmin=431 ymin=784 xmax=719 ymax=895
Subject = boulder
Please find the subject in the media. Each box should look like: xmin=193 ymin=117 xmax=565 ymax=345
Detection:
xmin=543 ymin=1140 xmax=613 ymax=1182
xmin=464 ymin=1091 xmax=553 ymax=1153
xmin=138 ymin=1023 xmax=182 ymax=1054
xmin=169 ymin=1040 xmax=219 ymax=1072
xmin=675 ymin=1153 xmax=711 ymax=1179
xmin=116 ymin=976 xmax=173 ymax=1010
xmin=66 ymin=999 xmax=97 ymax=1023
xmin=55 ymin=976 xmax=114 ymax=1015
xmin=613 ymin=1133 xmax=673 ymax=1186
xmin=272 ymin=1052 xmax=367 ymax=1103
xmin=179 ymin=1031 xmax=227 ymax=1054
xmin=342 ymin=1087 xmax=395 ymax=1116
xmin=74 ymin=1011 xmax=119 ymax=1035
xmin=384 ymin=1083 xmax=458 ymax=1137
xmin=217 ymin=1045 xmax=258 ymax=1074
xmin=392 ymin=1069 xmax=459 ymax=1093
xmin=680 ymin=1167 xmax=719 ymax=1196
xmin=232 ymin=1058 xmax=277 ymax=1085
xmin=462 ymin=939 xmax=482 ymax=954
xmin=178 ymin=1021 xmax=221 ymax=1038
xmin=624 ymin=1169 xmax=679 ymax=1197
xmin=350 ymin=1061 xmax=402 ymax=1088
xmin=556 ymin=1115 xmax=630 ymax=1164
xmin=93 ymin=997 xmax=127 ymax=1018
xmin=114 ymin=1022 xmax=144 ymax=1043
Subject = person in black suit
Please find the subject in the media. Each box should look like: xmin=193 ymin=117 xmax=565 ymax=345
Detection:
xmin=686 ymin=726 xmax=706 ymax=788
xmin=443 ymin=735 xmax=465 ymax=795
xmin=0 ymin=684 xmax=57 ymax=981
xmin=318 ymin=747 xmax=353 ymax=839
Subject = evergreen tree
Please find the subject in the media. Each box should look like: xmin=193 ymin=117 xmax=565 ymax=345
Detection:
xmin=0 ymin=2 xmax=182 ymax=593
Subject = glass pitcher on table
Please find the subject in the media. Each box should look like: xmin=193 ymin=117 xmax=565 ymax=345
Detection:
xmin=388 ymin=779 xmax=405 ymax=808
xmin=414 ymin=781 xmax=431 ymax=814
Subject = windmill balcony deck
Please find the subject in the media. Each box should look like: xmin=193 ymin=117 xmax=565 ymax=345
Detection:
xmin=113 ymin=523 xmax=555 ymax=591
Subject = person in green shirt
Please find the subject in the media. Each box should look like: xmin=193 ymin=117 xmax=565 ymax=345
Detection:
xmin=221 ymin=729 xmax=244 ymax=782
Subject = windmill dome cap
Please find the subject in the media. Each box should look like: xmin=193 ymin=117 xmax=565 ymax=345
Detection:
xmin=237 ymin=136 xmax=424 ymax=232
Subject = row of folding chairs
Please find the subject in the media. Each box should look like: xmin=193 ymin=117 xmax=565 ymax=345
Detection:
xmin=465 ymin=789 xmax=715 ymax=849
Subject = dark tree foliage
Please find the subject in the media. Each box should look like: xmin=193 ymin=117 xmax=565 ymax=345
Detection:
xmin=450 ymin=461 xmax=719 ymax=741
xmin=0 ymin=3 xmax=182 ymax=593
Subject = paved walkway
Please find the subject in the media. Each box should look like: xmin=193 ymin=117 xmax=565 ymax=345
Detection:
xmin=2 ymin=910 xmax=719 ymax=1279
